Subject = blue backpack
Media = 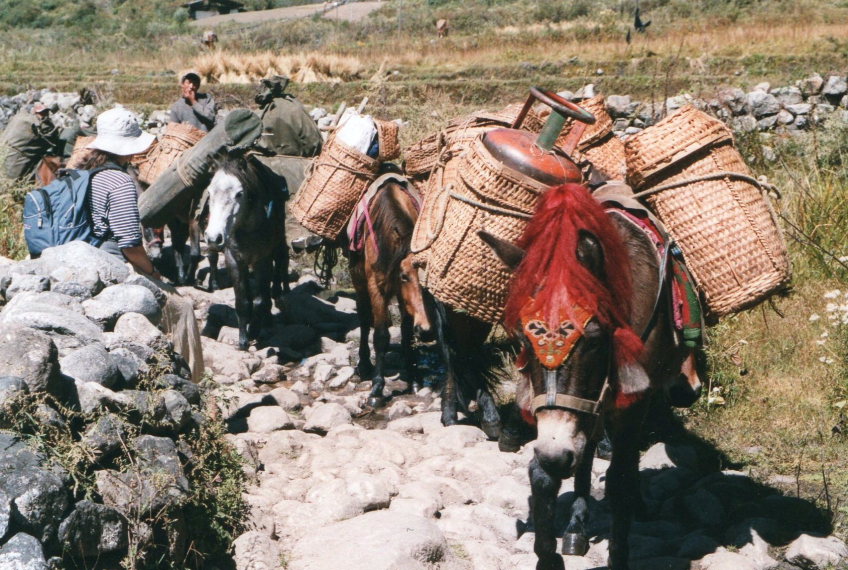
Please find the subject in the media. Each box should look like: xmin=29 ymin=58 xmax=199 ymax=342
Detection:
xmin=22 ymin=165 xmax=118 ymax=258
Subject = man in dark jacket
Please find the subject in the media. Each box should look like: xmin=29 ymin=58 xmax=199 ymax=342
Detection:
xmin=0 ymin=103 xmax=62 ymax=183
xmin=169 ymin=70 xmax=217 ymax=132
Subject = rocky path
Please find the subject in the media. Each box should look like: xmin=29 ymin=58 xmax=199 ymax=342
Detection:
xmin=186 ymin=257 xmax=848 ymax=570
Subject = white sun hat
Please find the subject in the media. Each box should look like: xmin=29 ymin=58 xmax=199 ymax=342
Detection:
xmin=86 ymin=106 xmax=155 ymax=157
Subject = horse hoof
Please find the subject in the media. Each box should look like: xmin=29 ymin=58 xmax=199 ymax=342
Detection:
xmin=561 ymin=533 xmax=589 ymax=556
xmin=367 ymin=395 xmax=386 ymax=408
xmin=498 ymin=429 xmax=521 ymax=453
xmin=480 ymin=420 xmax=501 ymax=441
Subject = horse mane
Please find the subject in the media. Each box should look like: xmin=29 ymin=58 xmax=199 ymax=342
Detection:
xmin=218 ymin=152 xmax=262 ymax=194
xmin=369 ymin=182 xmax=417 ymax=281
xmin=504 ymin=183 xmax=643 ymax=365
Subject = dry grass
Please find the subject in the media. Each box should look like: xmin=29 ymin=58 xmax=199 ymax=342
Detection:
xmin=192 ymin=51 xmax=365 ymax=84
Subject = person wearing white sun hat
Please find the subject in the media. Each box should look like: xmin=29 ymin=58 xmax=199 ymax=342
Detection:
xmin=80 ymin=106 xmax=204 ymax=383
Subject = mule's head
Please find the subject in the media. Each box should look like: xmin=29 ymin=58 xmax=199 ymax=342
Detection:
xmin=205 ymin=155 xmax=249 ymax=252
xmin=398 ymin=255 xmax=434 ymax=341
xmin=480 ymin=183 xmax=649 ymax=480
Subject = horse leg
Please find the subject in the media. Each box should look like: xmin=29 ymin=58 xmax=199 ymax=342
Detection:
xmin=562 ymin=440 xmax=596 ymax=556
xmin=397 ymin=295 xmax=421 ymax=393
xmin=350 ymin=261 xmax=374 ymax=381
xmin=477 ymin=387 xmax=501 ymax=440
xmin=606 ymin=407 xmax=645 ymax=570
xmin=252 ymin=257 xmax=273 ymax=341
xmin=226 ymin=250 xmax=252 ymax=351
xmin=186 ymin=217 xmax=202 ymax=286
xmin=169 ymin=219 xmax=190 ymax=285
xmin=207 ymin=250 xmax=220 ymax=292
xmin=368 ymin=297 xmax=390 ymax=408
xmin=434 ymin=302 xmax=458 ymax=427
xmin=529 ymin=456 xmax=565 ymax=570
xmin=271 ymin=240 xmax=288 ymax=309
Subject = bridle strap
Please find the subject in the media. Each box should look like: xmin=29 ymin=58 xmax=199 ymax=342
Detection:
xmin=530 ymin=378 xmax=611 ymax=417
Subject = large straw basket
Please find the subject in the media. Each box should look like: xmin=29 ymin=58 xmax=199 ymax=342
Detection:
xmin=136 ymin=123 xmax=206 ymax=185
xmin=412 ymin=137 xmax=549 ymax=323
xmin=66 ymin=136 xmax=97 ymax=169
xmin=403 ymin=104 xmax=544 ymax=181
xmin=625 ymin=105 xmax=790 ymax=317
xmin=290 ymin=136 xmax=379 ymax=240
xmin=375 ymin=119 xmax=401 ymax=161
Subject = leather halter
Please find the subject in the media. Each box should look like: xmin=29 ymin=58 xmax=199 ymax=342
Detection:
xmin=520 ymin=303 xmax=613 ymax=428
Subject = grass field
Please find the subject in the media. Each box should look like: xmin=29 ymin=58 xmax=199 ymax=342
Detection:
xmin=2 ymin=0 xmax=848 ymax=540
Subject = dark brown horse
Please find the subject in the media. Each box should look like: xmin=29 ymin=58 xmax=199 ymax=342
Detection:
xmin=346 ymin=175 xmax=434 ymax=407
xmin=482 ymin=182 xmax=700 ymax=570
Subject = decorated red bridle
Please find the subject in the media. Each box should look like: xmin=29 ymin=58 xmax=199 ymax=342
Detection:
xmin=519 ymin=302 xmax=613 ymax=428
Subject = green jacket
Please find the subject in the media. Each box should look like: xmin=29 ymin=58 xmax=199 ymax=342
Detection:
xmin=0 ymin=112 xmax=62 ymax=181
xmin=255 ymin=95 xmax=322 ymax=158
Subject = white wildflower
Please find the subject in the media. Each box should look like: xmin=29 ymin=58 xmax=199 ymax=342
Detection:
xmin=819 ymin=356 xmax=835 ymax=365
xmin=816 ymin=339 xmax=827 ymax=346
xmin=824 ymin=290 xmax=842 ymax=299
xmin=821 ymin=330 xmax=829 ymax=338
xmin=826 ymin=302 xmax=839 ymax=313
xmin=809 ymin=314 xmax=821 ymax=322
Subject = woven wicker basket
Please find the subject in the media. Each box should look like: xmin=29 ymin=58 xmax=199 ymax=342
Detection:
xmin=625 ymin=105 xmax=790 ymax=316
xmin=412 ymin=136 xmax=549 ymax=323
xmin=66 ymin=135 xmax=97 ymax=169
xmin=375 ymin=119 xmax=401 ymax=161
xmin=538 ymin=95 xmax=626 ymax=181
xmin=290 ymin=136 xmax=379 ymax=240
xmin=135 ymin=122 xmax=206 ymax=185
xmin=403 ymin=104 xmax=544 ymax=180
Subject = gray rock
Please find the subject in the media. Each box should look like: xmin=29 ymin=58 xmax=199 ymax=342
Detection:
xmin=269 ymin=387 xmax=301 ymax=411
xmin=574 ymin=83 xmax=595 ymax=100
xmin=771 ymin=86 xmax=803 ymax=106
xmin=776 ymin=109 xmax=794 ymax=125
xmin=0 ymin=488 xmax=10 ymax=538
xmin=718 ymin=87 xmax=748 ymax=115
xmin=33 ymin=403 xmax=65 ymax=430
xmin=730 ymin=115 xmax=758 ymax=133
xmin=124 ymin=274 xmax=167 ymax=307
xmin=83 ymin=284 xmax=161 ymax=329
xmin=59 ymin=343 xmax=120 ymax=388
xmin=822 ymin=75 xmax=848 ymax=98
xmin=74 ymin=380 xmax=128 ymax=414
xmin=794 ymin=115 xmax=809 ymax=130
xmin=606 ymin=95 xmax=632 ymax=118
xmin=666 ymin=95 xmax=691 ymax=113
xmin=134 ymin=435 xmax=189 ymax=491
xmin=251 ymin=363 xmax=287 ymax=385
xmin=39 ymin=241 xmax=129 ymax=285
xmin=677 ymin=530 xmax=720 ymax=559
xmin=49 ymin=264 xmax=102 ymax=299
xmin=81 ymin=413 xmax=129 ymax=460
xmin=0 ymin=434 xmax=70 ymax=544
xmin=113 ymin=312 xmax=164 ymax=346
xmin=0 ymin=326 xmax=62 ymax=396
xmin=304 ymin=402 xmax=352 ymax=434
xmin=57 ymin=500 xmax=126 ymax=558
xmin=699 ymin=549 xmax=758 ymax=570
xmin=787 ymin=103 xmax=811 ymax=115
xmin=0 ymin=376 xmax=27 ymax=408
xmin=746 ymin=91 xmax=780 ymax=117
xmin=624 ymin=126 xmax=644 ymax=135
xmin=155 ymin=373 xmax=200 ymax=406
xmin=6 ymin=274 xmax=50 ymax=299
xmin=1 ymin=295 xmax=104 ymax=347
xmin=95 ymin=468 xmax=186 ymax=516
xmin=757 ymin=115 xmax=778 ymax=130
xmin=109 ymin=347 xmax=145 ymax=386
xmin=798 ymin=73 xmax=824 ymax=97
xmin=233 ymin=531 xmax=280 ymax=570
xmin=0 ymin=532 xmax=48 ymax=569
xmin=127 ymin=389 xmax=192 ymax=434
xmin=51 ymin=281 xmax=96 ymax=301
xmin=753 ymin=82 xmax=771 ymax=92
xmin=785 ymin=534 xmax=848 ymax=569
xmin=247 ymin=406 xmax=294 ymax=433
xmin=289 ymin=511 xmax=448 ymax=570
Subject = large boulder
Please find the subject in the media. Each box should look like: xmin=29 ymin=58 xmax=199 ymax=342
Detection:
xmin=113 ymin=312 xmax=164 ymax=347
xmin=59 ymin=343 xmax=121 ymax=388
xmin=0 ymin=434 xmax=70 ymax=545
xmin=746 ymin=91 xmax=779 ymax=118
xmin=5 ymin=274 xmax=49 ymax=300
xmin=289 ymin=511 xmax=449 ymax=570
xmin=83 ymin=284 xmax=161 ymax=329
xmin=38 ymin=241 xmax=129 ymax=286
xmin=57 ymin=500 xmax=127 ymax=559
xmin=0 ymin=325 xmax=62 ymax=396
xmin=1 ymin=294 xmax=104 ymax=348
xmin=0 ymin=532 xmax=48 ymax=569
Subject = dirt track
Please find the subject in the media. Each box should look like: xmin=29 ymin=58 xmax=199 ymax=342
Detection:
xmin=190 ymin=1 xmax=384 ymax=27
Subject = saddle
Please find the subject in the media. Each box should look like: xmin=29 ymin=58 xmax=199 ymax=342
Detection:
xmin=595 ymin=182 xmax=703 ymax=348
xmin=346 ymin=172 xmax=421 ymax=253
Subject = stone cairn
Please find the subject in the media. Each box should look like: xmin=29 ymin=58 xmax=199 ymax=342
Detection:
xmin=0 ymin=242 xmax=206 ymax=568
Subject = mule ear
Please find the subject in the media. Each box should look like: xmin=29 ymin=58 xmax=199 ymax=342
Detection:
xmin=478 ymin=231 xmax=525 ymax=270
xmin=576 ymin=229 xmax=606 ymax=281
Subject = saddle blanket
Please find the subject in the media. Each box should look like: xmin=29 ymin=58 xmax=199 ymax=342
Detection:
xmin=346 ymin=172 xmax=421 ymax=253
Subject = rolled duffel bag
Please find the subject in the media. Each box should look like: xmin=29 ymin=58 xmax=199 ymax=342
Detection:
xmin=289 ymin=135 xmax=379 ymax=240
xmin=252 ymin=154 xmax=314 ymax=198
xmin=411 ymin=136 xmax=548 ymax=324
xmin=135 ymin=122 xmax=205 ymax=185
xmin=625 ymin=105 xmax=791 ymax=317
xmin=139 ymin=109 xmax=263 ymax=227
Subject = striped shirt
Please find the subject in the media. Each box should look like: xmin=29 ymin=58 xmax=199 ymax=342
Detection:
xmin=88 ymin=168 xmax=142 ymax=249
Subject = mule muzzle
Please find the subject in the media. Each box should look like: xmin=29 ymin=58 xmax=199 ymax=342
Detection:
xmin=534 ymin=446 xmax=575 ymax=479
xmin=414 ymin=323 xmax=435 ymax=343
xmin=205 ymin=232 xmax=226 ymax=252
